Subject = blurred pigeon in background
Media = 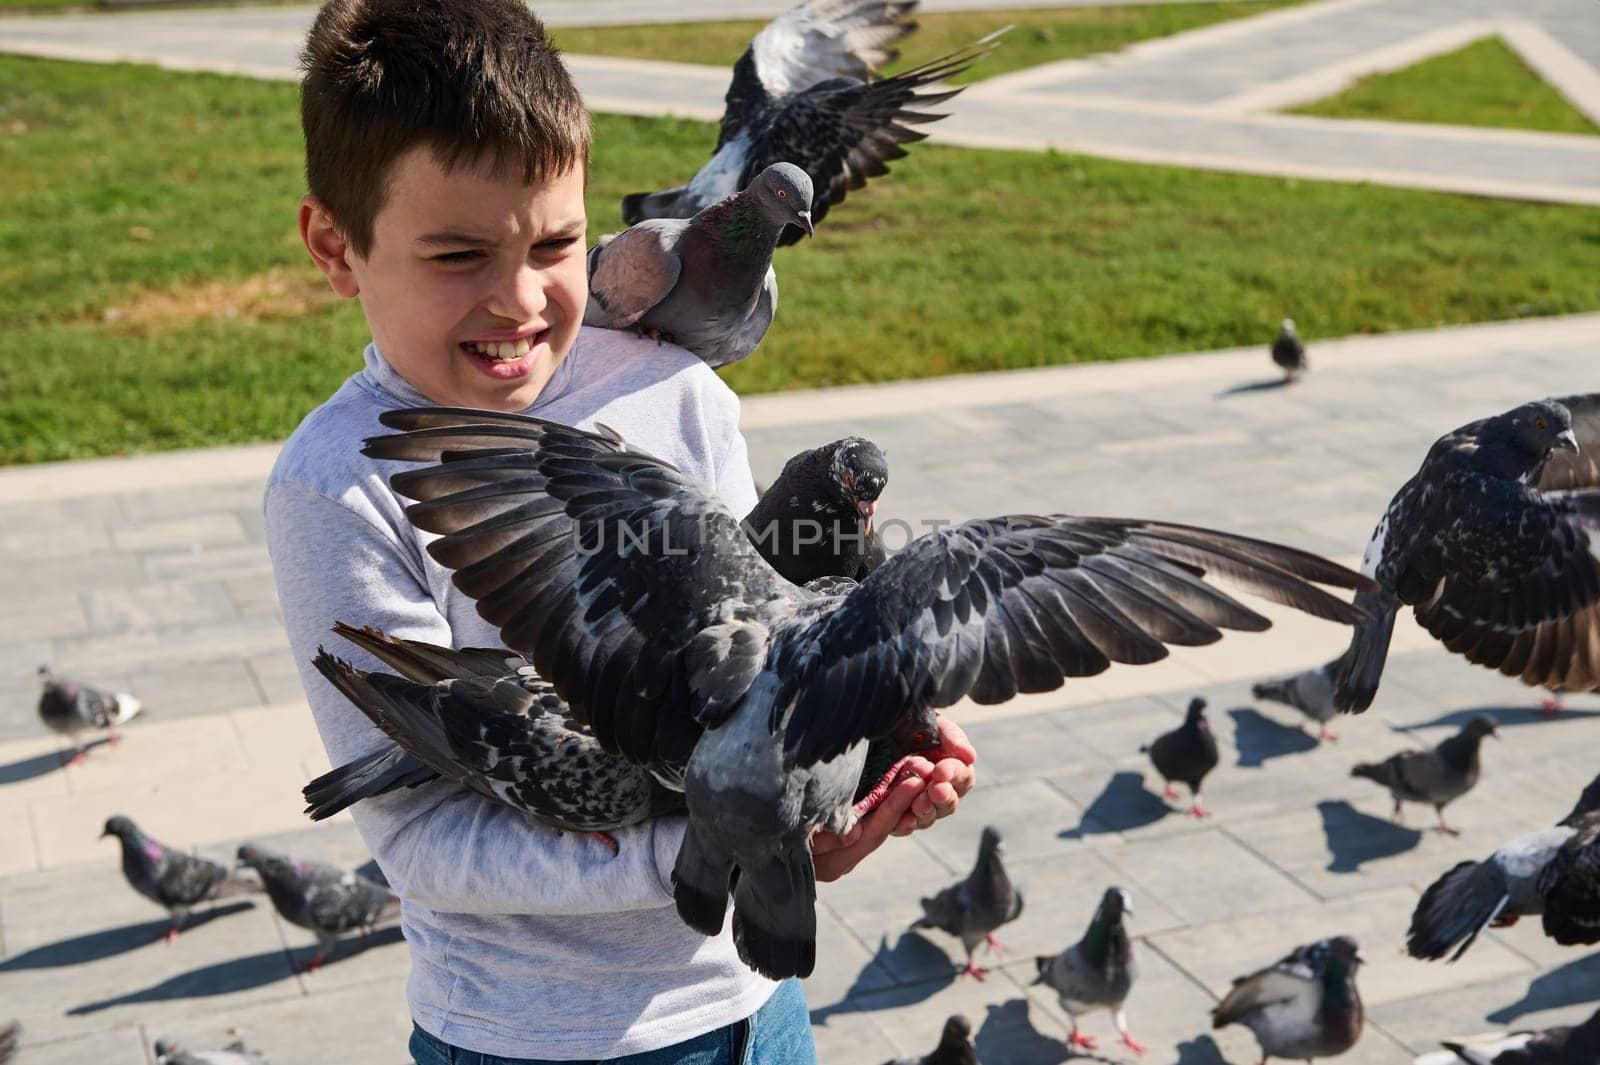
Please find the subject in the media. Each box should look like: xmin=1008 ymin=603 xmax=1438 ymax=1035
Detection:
xmin=235 ymin=844 xmax=397 ymax=974
xmin=1272 ymin=319 xmax=1306 ymax=382
xmin=1351 ymin=716 xmax=1497 ymax=835
xmin=153 ymin=1034 xmax=267 ymax=1065
xmin=745 ymin=436 xmax=888 ymax=583
xmin=1418 ymin=1005 xmax=1600 ymax=1064
xmin=1254 ymin=657 xmax=1342 ymax=741
xmin=38 ymin=665 xmax=142 ymax=764
xmin=1143 ymin=696 xmax=1220 ymax=818
xmin=883 ymin=1015 xmax=979 ymax=1065
xmin=101 ymin=815 xmax=258 ymax=943
xmin=914 ymin=826 xmax=1023 ymax=979
xmin=1213 ymin=936 xmax=1365 ymax=1063
xmin=0 ymin=1021 xmax=18 ymax=1065
xmin=1034 ymin=886 xmax=1142 ymax=1054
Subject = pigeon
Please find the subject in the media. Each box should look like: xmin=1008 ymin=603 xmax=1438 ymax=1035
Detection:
xmin=1351 ymin=715 xmax=1497 ymax=835
xmin=235 ymin=843 xmax=397 ymax=974
xmin=1253 ymin=657 xmax=1342 ymax=741
xmin=153 ymin=1035 xmax=267 ymax=1065
xmin=883 ymin=1015 xmax=980 ymax=1065
xmin=914 ymin=826 xmax=1023 ymax=979
xmin=1272 ymin=319 xmax=1306 ymax=382
xmin=744 ymin=436 xmax=888 ymax=584
xmin=37 ymin=665 xmax=142 ymax=764
xmin=1142 ymin=696 xmax=1220 ymax=818
xmin=619 ymin=0 xmax=997 ymax=244
xmin=1334 ymin=395 xmax=1598 ymax=713
xmin=1033 ymin=886 xmax=1142 ymax=1055
xmin=100 ymin=815 xmax=258 ymax=943
xmin=586 ymin=163 xmax=813 ymax=369
xmin=362 ymin=406 xmax=1371 ymax=979
xmin=1212 ymin=936 xmax=1365 ymax=1064
xmin=1414 ymin=1006 xmax=1600 ymax=1064
xmin=0 ymin=1022 xmax=18 ymax=1065
xmin=1407 ymin=771 xmax=1600 ymax=961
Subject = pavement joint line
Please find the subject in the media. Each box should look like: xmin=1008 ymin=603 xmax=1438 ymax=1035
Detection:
xmin=1497 ymin=18 xmax=1600 ymax=129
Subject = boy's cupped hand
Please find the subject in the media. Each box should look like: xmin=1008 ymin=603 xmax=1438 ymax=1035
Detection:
xmin=812 ymin=716 xmax=977 ymax=882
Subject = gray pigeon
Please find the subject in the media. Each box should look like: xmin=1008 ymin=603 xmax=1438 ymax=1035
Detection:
xmin=1213 ymin=936 xmax=1365 ymax=1063
xmin=1253 ymin=657 xmax=1341 ymax=741
xmin=235 ymin=843 xmax=397 ymax=974
xmin=38 ymin=665 xmax=142 ymax=764
xmin=1335 ymin=395 xmax=1597 ymax=713
xmin=586 ymin=162 xmax=813 ymax=369
xmin=1272 ymin=319 xmax=1306 ymax=381
xmin=884 ymin=1015 xmax=979 ymax=1065
xmin=1143 ymin=696 xmax=1220 ymax=817
xmin=1408 ymin=771 xmax=1600 ymax=961
xmin=1351 ymin=715 xmax=1497 ymax=835
xmin=0 ymin=1021 xmax=18 ymax=1065
xmin=101 ymin=815 xmax=258 ymax=942
xmin=362 ymin=407 xmax=1371 ymax=979
xmin=1033 ymin=886 xmax=1142 ymax=1055
xmin=153 ymin=1035 xmax=267 ymax=1065
xmin=1416 ymin=1006 xmax=1600 ymax=1064
xmin=914 ymin=826 xmax=1023 ymax=979
xmin=744 ymin=436 xmax=889 ymax=584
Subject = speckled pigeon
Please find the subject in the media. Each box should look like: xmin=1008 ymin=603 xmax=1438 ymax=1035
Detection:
xmin=1408 ymin=771 xmax=1600 ymax=961
xmin=1335 ymin=395 xmax=1599 ymax=713
xmin=1034 ymin=886 xmax=1142 ymax=1054
xmin=235 ymin=843 xmax=397 ymax=974
xmin=619 ymin=0 xmax=998 ymax=244
xmin=1272 ymin=319 xmax=1306 ymax=382
xmin=100 ymin=815 xmax=258 ymax=942
xmin=914 ymin=826 xmax=1022 ymax=979
xmin=1254 ymin=657 xmax=1342 ymax=741
xmin=153 ymin=1035 xmax=267 ymax=1065
xmin=1417 ymin=1006 xmax=1600 ymax=1064
xmin=1213 ymin=936 xmax=1365 ymax=1064
xmin=361 ymin=406 xmax=1371 ymax=980
xmin=1143 ymin=696 xmax=1220 ymax=818
xmin=744 ymin=436 xmax=888 ymax=584
xmin=586 ymin=163 xmax=812 ymax=369
xmin=884 ymin=1015 xmax=979 ymax=1065
xmin=1351 ymin=715 xmax=1497 ymax=835
xmin=38 ymin=665 xmax=142 ymax=764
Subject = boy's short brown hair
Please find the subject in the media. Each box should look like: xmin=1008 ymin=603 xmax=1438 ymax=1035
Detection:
xmin=300 ymin=0 xmax=591 ymax=256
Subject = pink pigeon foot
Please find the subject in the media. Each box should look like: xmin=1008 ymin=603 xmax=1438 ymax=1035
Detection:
xmin=1121 ymin=1034 xmax=1147 ymax=1056
xmin=1433 ymin=817 xmax=1460 ymax=836
xmin=107 ymin=726 xmax=121 ymax=746
xmin=591 ymin=831 xmax=620 ymax=856
xmin=1318 ymin=727 xmax=1338 ymax=742
xmin=960 ymin=960 xmax=989 ymax=981
xmin=294 ymin=952 xmax=327 ymax=975
xmin=1187 ymin=800 xmax=1209 ymax=819
xmin=1162 ymin=783 xmax=1179 ymax=801
xmin=1068 ymin=1029 xmax=1099 ymax=1051
xmin=1540 ymin=696 xmax=1562 ymax=718
xmin=985 ymin=932 xmax=1005 ymax=955
xmin=160 ymin=925 xmax=181 ymax=945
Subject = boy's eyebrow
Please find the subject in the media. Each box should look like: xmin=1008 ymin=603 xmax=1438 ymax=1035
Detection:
xmin=416 ymin=219 xmax=587 ymax=248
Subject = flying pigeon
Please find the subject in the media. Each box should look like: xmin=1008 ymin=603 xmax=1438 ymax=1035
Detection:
xmin=235 ymin=843 xmax=397 ymax=974
xmin=619 ymin=0 xmax=997 ymax=244
xmin=361 ymin=406 xmax=1371 ymax=979
xmin=37 ymin=665 xmax=142 ymax=764
xmin=883 ymin=1015 xmax=979 ymax=1065
xmin=100 ymin=815 xmax=258 ymax=943
xmin=586 ymin=163 xmax=813 ymax=369
xmin=1212 ymin=936 xmax=1365 ymax=1064
xmin=1142 ymin=696 xmax=1220 ymax=818
xmin=745 ymin=436 xmax=888 ymax=584
xmin=1413 ymin=1006 xmax=1600 ymax=1064
xmin=1407 ymin=771 xmax=1600 ymax=961
xmin=1351 ymin=715 xmax=1497 ymax=835
xmin=1272 ymin=319 xmax=1306 ymax=382
xmin=1253 ymin=657 xmax=1342 ymax=741
xmin=1334 ymin=395 xmax=1598 ymax=713
xmin=153 ymin=1035 xmax=267 ymax=1065
xmin=914 ymin=826 xmax=1023 ymax=979
xmin=1033 ymin=886 xmax=1142 ymax=1055
xmin=0 ymin=1021 xmax=18 ymax=1065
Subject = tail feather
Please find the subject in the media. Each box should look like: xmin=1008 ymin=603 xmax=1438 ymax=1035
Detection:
xmin=331 ymin=622 xmax=514 ymax=684
xmin=303 ymin=744 xmax=436 ymax=821
xmin=620 ymin=185 xmax=689 ymax=226
xmin=1334 ymin=587 xmax=1400 ymax=712
xmin=1252 ymin=677 xmax=1294 ymax=705
xmin=730 ymin=846 xmax=818 ymax=980
xmin=312 ymin=651 xmax=460 ymax=785
xmin=672 ymin=821 xmax=735 ymax=938
xmin=1407 ymin=860 xmax=1509 ymax=961
xmin=1351 ymin=761 xmax=1396 ymax=787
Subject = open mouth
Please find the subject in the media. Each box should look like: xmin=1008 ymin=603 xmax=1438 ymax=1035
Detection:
xmin=461 ymin=331 xmax=549 ymax=377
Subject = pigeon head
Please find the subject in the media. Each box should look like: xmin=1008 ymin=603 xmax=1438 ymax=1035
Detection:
xmin=749 ymin=163 xmax=814 ymax=237
xmin=1184 ymin=696 xmax=1208 ymax=729
xmin=1476 ymin=399 xmax=1578 ymax=480
xmin=827 ymin=437 xmax=888 ymax=529
xmin=942 ymin=1015 xmax=973 ymax=1041
xmin=236 ymin=843 xmax=295 ymax=881
xmin=1280 ymin=318 xmax=1296 ymax=334
xmin=979 ymin=825 xmax=1004 ymax=855
xmin=1097 ymin=885 xmax=1133 ymax=923
xmin=886 ymin=703 xmax=941 ymax=753
xmin=1462 ymin=715 xmax=1499 ymax=742
xmin=1318 ymin=935 xmax=1364 ymax=979
xmin=100 ymin=814 xmax=139 ymax=840
xmin=152 ymin=1037 xmax=182 ymax=1058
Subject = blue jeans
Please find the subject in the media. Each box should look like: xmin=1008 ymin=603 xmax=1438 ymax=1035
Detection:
xmin=409 ymin=978 xmax=815 ymax=1065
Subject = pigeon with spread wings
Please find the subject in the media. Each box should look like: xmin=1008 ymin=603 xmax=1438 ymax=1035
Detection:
xmin=364 ymin=407 xmax=1372 ymax=980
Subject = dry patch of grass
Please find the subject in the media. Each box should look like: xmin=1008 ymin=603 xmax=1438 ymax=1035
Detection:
xmin=93 ymin=265 xmax=335 ymax=335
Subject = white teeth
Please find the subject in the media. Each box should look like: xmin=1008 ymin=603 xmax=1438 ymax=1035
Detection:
xmin=466 ymin=337 xmax=536 ymax=361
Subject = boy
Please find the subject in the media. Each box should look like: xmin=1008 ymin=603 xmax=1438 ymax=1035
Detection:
xmin=265 ymin=1 xmax=975 ymax=1062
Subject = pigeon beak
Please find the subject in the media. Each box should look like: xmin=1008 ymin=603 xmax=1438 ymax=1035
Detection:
xmin=856 ymin=499 xmax=877 ymax=533
xmin=796 ymin=210 xmax=813 ymax=238
xmin=1555 ymin=428 xmax=1579 ymax=453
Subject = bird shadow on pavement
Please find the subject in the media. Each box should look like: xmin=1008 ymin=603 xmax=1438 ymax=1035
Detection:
xmin=976 ymin=999 xmax=1084 ymax=1065
xmin=1173 ymin=1034 xmax=1228 ymax=1064
xmin=1487 ymin=949 xmax=1600 ymax=1024
xmin=1318 ymin=800 xmax=1421 ymax=873
xmin=1229 ymin=708 xmax=1317 ymax=768
xmin=1059 ymin=771 xmax=1168 ymax=839
xmin=809 ymin=933 xmax=955 ymax=1024
xmin=0 ymin=902 xmax=256 ymax=971
xmin=0 ymin=738 xmax=113 ymax=784
xmin=1395 ymin=705 xmax=1600 ymax=733
xmin=1214 ymin=379 xmax=1290 ymax=399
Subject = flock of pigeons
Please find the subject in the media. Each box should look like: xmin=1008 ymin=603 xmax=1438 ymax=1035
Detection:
xmin=14 ymin=0 xmax=1600 ymax=1062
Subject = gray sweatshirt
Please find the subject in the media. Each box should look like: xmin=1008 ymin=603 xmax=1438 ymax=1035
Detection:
xmin=264 ymin=327 xmax=772 ymax=1060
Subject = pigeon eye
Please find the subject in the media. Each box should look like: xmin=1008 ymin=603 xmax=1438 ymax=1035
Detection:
xmin=775 ymin=188 xmax=788 ymax=199
xmin=1534 ymin=417 xmax=1547 ymax=429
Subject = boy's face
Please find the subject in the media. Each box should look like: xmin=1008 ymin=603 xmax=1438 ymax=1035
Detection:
xmin=306 ymin=145 xmax=588 ymax=412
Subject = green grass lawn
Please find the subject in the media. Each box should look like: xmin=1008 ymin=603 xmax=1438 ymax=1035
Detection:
xmin=550 ymin=1 xmax=1303 ymax=86
xmin=1289 ymin=35 xmax=1600 ymax=136
xmin=4 ymin=54 xmax=1600 ymax=464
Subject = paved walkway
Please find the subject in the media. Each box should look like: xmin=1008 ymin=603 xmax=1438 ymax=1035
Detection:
xmin=2 ymin=315 xmax=1598 ymax=1063
xmin=4 ymin=0 xmax=1600 ymax=205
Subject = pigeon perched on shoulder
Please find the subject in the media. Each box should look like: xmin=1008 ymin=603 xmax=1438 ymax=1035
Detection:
xmin=1351 ymin=715 xmax=1497 ymax=835
xmin=1143 ymin=696 xmax=1220 ymax=818
xmin=100 ymin=815 xmax=258 ymax=942
xmin=235 ymin=843 xmax=397 ymax=974
xmin=914 ymin=826 xmax=1022 ymax=979
xmin=1213 ymin=935 xmax=1365 ymax=1063
xmin=620 ymin=0 xmax=998 ymax=244
xmin=884 ymin=1015 xmax=979 ymax=1065
xmin=0 ymin=1021 xmax=18 ymax=1065
xmin=363 ymin=407 xmax=1370 ymax=979
xmin=744 ymin=436 xmax=888 ymax=584
xmin=1408 ymin=771 xmax=1600 ymax=961
xmin=1272 ymin=319 xmax=1306 ymax=382
xmin=1415 ymin=1005 xmax=1600 ymax=1064
xmin=153 ymin=1034 xmax=267 ymax=1065
xmin=1254 ymin=657 xmax=1342 ymax=741
xmin=586 ymin=163 xmax=812 ymax=369
xmin=1034 ymin=886 xmax=1142 ymax=1055
xmin=37 ymin=665 xmax=142 ymax=764
xmin=1334 ymin=395 xmax=1598 ymax=713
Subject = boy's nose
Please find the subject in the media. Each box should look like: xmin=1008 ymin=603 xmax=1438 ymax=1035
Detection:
xmin=485 ymin=263 xmax=549 ymax=322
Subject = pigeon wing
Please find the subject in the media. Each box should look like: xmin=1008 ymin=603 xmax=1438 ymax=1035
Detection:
xmin=583 ymin=222 xmax=684 ymax=330
xmin=155 ymin=851 xmax=230 ymax=907
xmin=1212 ymin=963 xmax=1308 ymax=1027
xmin=1538 ymin=811 xmax=1600 ymax=945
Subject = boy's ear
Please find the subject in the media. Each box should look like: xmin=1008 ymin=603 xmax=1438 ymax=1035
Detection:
xmin=300 ymin=195 xmax=361 ymax=298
